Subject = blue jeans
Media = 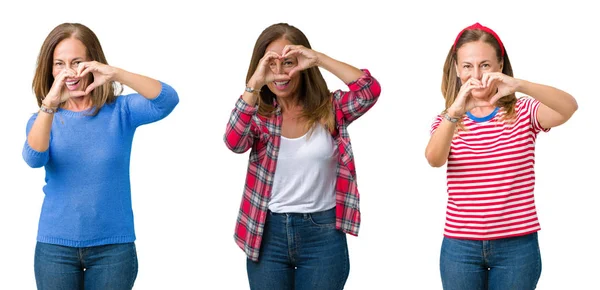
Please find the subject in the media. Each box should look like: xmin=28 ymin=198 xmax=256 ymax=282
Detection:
xmin=34 ymin=242 xmax=138 ymax=290
xmin=247 ymin=207 xmax=350 ymax=290
xmin=440 ymin=233 xmax=542 ymax=290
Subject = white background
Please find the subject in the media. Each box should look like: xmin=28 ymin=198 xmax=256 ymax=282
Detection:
xmin=1 ymin=0 xmax=597 ymax=289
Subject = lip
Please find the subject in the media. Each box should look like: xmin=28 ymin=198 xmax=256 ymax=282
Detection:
xmin=65 ymin=79 xmax=81 ymax=91
xmin=273 ymin=80 xmax=290 ymax=90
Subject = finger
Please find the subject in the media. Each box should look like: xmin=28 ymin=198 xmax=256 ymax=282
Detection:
xmin=469 ymin=78 xmax=483 ymax=87
xmin=78 ymin=65 xmax=95 ymax=78
xmin=282 ymin=46 xmax=302 ymax=57
xmin=77 ymin=62 xmax=90 ymax=76
xmin=282 ymin=49 xmax=301 ymax=59
xmin=85 ymin=82 xmax=99 ymax=95
xmin=481 ymin=73 xmax=490 ymax=87
xmin=489 ymin=91 xmax=504 ymax=105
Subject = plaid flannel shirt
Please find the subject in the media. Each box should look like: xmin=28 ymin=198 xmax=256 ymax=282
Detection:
xmin=224 ymin=69 xmax=381 ymax=261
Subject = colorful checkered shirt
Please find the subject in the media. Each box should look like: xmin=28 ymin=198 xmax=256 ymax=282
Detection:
xmin=224 ymin=69 xmax=381 ymax=261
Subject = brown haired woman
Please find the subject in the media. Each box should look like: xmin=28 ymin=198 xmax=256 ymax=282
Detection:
xmin=224 ymin=23 xmax=381 ymax=289
xmin=425 ymin=23 xmax=577 ymax=290
xmin=22 ymin=23 xmax=178 ymax=290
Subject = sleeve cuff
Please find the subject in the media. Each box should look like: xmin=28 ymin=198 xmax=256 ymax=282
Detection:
xmin=347 ymin=69 xmax=373 ymax=91
xmin=235 ymin=96 xmax=258 ymax=115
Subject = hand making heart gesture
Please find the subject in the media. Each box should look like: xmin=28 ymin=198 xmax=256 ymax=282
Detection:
xmin=76 ymin=61 xmax=117 ymax=95
xmin=42 ymin=68 xmax=86 ymax=108
xmin=448 ymin=72 xmax=519 ymax=117
xmin=281 ymin=45 xmax=320 ymax=77
xmin=248 ymin=51 xmax=291 ymax=89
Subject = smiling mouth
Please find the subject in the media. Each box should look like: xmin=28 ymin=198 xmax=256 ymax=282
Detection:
xmin=66 ymin=79 xmax=80 ymax=86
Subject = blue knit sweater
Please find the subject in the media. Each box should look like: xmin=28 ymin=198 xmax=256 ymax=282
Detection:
xmin=22 ymin=81 xmax=179 ymax=247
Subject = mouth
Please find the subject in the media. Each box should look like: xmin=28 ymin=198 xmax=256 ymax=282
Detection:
xmin=273 ymin=80 xmax=290 ymax=90
xmin=65 ymin=79 xmax=81 ymax=91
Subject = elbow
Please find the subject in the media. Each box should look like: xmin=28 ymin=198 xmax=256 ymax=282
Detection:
xmin=425 ymin=150 xmax=446 ymax=168
xmin=22 ymin=155 xmax=45 ymax=168
xmin=223 ymin=135 xmax=249 ymax=154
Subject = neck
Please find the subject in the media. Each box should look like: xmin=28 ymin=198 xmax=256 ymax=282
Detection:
xmin=469 ymin=105 xmax=496 ymax=118
xmin=276 ymin=95 xmax=301 ymax=113
xmin=63 ymin=95 xmax=93 ymax=112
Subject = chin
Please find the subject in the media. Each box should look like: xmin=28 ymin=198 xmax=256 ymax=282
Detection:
xmin=471 ymin=89 xmax=492 ymax=100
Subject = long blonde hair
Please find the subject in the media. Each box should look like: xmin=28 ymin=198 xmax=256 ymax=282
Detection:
xmin=441 ymin=28 xmax=517 ymax=129
xmin=246 ymin=23 xmax=335 ymax=133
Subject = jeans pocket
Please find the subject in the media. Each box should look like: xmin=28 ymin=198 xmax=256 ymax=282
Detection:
xmin=309 ymin=211 xmax=336 ymax=229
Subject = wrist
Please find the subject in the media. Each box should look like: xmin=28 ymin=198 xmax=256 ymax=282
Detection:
xmin=109 ymin=66 xmax=122 ymax=83
xmin=446 ymin=107 xmax=463 ymax=118
xmin=246 ymin=79 xmax=263 ymax=90
xmin=316 ymin=52 xmax=328 ymax=68
xmin=515 ymin=78 xmax=527 ymax=93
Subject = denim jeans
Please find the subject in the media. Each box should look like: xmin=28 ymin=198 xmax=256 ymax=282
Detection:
xmin=34 ymin=242 xmax=138 ymax=290
xmin=247 ymin=207 xmax=350 ymax=290
xmin=440 ymin=232 xmax=542 ymax=290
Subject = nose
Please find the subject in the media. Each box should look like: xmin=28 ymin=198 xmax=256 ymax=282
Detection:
xmin=472 ymin=67 xmax=482 ymax=80
xmin=272 ymin=61 xmax=284 ymax=74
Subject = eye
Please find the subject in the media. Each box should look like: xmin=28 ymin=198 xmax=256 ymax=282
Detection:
xmin=54 ymin=62 xmax=64 ymax=67
xmin=283 ymin=61 xmax=294 ymax=66
xmin=462 ymin=64 xmax=471 ymax=69
xmin=481 ymin=63 xmax=490 ymax=68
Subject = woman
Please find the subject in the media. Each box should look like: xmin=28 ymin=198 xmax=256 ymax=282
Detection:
xmin=23 ymin=23 xmax=179 ymax=290
xmin=223 ymin=23 xmax=381 ymax=289
xmin=425 ymin=23 xmax=578 ymax=290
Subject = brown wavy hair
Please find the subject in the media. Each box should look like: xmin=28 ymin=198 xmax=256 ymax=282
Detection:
xmin=32 ymin=23 xmax=122 ymax=116
xmin=246 ymin=23 xmax=335 ymax=133
xmin=441 ymin=28 xmax=517 ymax=128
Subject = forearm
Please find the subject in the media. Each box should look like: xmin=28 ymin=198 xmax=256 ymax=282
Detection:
xmin=317 ymin=53 xmax=364 ymax=84
xmin=27 ymin=111 xmax=54 ymax=152
xmin=113 ymin=68 xmax=162 ymax=100
xmin=517 ymin=79 xmax=578 ymax=118
xmin=224 ymin=97 xmax=257 ymax=153
xmin=425 ymin=119 xmax=456 ymax=167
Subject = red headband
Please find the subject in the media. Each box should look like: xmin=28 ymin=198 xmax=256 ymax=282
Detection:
xmin=453 ymin=22 xmax=504 ymax=57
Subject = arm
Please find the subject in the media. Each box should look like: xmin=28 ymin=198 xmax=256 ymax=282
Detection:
xmin=78 ymin=61 xmax=179 ymax=127
xmin=425 ymin=115 xmax=457 ymax=167
xmin=317 ymin=53 xmax=365 ymax=84
xmin=516 ymin=80 xmax=578 ymax=129
xmin=23 ymin=114 xmax=50 ymax=168
xmin=332 ymin=69 xmax=381 ymax=124
xmin=27 ymin=68 xmax=84 ymax=153
xmin=282 ymin=46 xmax=381 ymax=124
xmin=224 ymin=97 xmax=258 ymax=153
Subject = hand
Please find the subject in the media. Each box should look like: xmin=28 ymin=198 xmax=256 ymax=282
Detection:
xmin=42 ymin=68 xmax=86 ymax=108
xmin=247 ymin=51 xmax=290 ymax=89
xmin=481 ymin=72 xmax=519 ymax=104
xmin=447 ymin=78 xmax=486 ymax=117
xmin=76 ymin=61 xmax=117 ymax=95
xmin=281 ymin=45 xmax=320 ymax=77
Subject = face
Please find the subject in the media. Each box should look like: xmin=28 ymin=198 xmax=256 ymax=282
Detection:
xmin=265 ymin=38 xmax=301 ymax=99
xmin=455 ymin=40 xmax=503 ymax=99
xmin=52 ymin=37 xmax=90 ymax=94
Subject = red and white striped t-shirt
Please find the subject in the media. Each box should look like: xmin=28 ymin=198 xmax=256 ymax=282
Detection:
xmin=431 ymin=97 xmax=550 ymax=240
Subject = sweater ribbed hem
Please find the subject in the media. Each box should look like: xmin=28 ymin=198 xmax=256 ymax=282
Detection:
xmin=37 ymin=235 xmax=136 ymax=247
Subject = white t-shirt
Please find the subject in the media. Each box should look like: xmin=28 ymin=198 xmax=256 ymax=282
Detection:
xmin=268 ymin=124 xmax=337 ymax=213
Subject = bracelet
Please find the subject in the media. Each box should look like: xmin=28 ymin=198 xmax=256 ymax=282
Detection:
xmin=245 ymin=86 xmax=260 ymax=94
xmin=40 ymin=104 xmax=58 ymax=114
xmin=443 ymin=113 xmax=459 ymax=123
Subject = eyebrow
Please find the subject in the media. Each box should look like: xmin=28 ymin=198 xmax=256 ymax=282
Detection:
xmin=54 ymin=57 xmax=84 ymax=62
xmin=461 ymin=60 xmax=491 ymax=65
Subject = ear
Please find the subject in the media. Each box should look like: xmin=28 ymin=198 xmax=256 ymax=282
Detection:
xmin=499 ymin=59 xmax=504 ymax=72
xmin=455 ymin=63 xmax=460 ymax=77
